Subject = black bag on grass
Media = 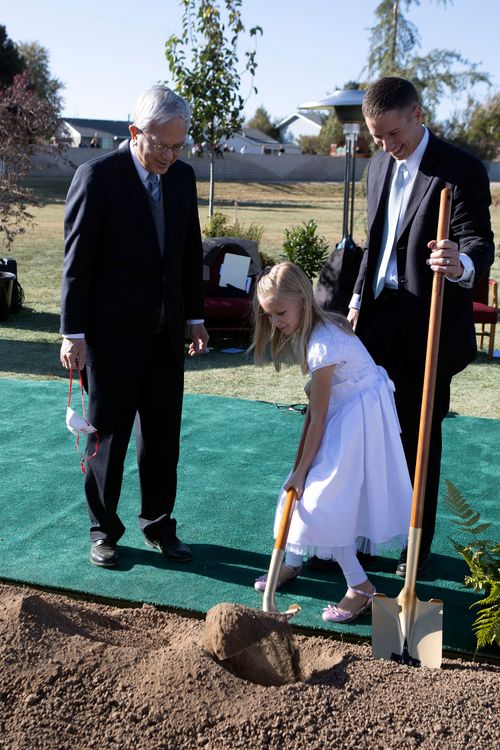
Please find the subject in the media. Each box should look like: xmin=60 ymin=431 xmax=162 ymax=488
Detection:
xmin=0 ymin=258 xmax=24 ymax=313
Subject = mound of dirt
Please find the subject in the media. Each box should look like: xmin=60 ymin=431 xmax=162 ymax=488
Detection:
xmin=204 ymin=602 xmax=300 ymax=686
xmin=0 ymin=582 xmax=498 ymax=749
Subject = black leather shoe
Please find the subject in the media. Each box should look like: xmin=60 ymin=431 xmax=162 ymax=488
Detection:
xmin=90 ymin=539 xmax=118 ymax=567
xmin=396 ymin=547 xmax=431 ymax=577
xmin=145 ymin=535 xmax=192 ymax=562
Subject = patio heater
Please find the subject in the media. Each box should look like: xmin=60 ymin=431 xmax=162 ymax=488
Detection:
xmin=298 ymin=89 xmax=366 ymax=314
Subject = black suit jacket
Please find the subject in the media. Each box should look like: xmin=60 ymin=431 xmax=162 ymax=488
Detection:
xmin=354 ymin=131 xmax=494 ymax=377
xmin=60 ymin=146 xmax=204 ymax=373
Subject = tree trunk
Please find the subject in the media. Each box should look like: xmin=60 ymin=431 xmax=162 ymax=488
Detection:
xmin=391 ymin=0 xmax=399 ymax=66
xmin=208 ymin=151 xmax=215 ymax=218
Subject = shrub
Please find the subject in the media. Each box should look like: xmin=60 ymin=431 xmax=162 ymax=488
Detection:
xmin=203 ymin=211 xmax=229 ymax=238
xmin=259 ymin=249 xmax=275 ymax=269
xmin=281 ymin=219 xmax=329 ymax=282
xmin=203 ymin=211 xmax=265 ymax=245
xmin=444 ymin=480 xmax=500 ymax=650
xmin=229 ymin=218 xmax=265 ymax=245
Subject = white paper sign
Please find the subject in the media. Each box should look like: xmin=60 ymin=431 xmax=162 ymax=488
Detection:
xmin=219 ymin=253 xmax=251 ymax=290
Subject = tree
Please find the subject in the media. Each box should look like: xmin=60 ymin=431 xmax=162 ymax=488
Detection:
xmin=247 ymin=106 xmax=280 ymax=140
xmin=0 ymin=25 xmax=25 ymax=88
xmin=444 ymin=93 xmax=500 ymax=161
xmin=17 ymin=41 xmax=64 ymax=124
xmin=0 ymin=71 xmax=61 ymax=250
xmin=298 ymin=113 xmax=343 ymax=155
xmin=0 ymin=27 xmax=63 ymax=253
xmin=165 ymin=0 xmax=262 ymax=216
xmin=366 ymin=1 xmax=491 ymax=121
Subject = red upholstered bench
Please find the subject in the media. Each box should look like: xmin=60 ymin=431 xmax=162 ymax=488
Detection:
xmin=472 ymin=271 xmax=497 ymax=360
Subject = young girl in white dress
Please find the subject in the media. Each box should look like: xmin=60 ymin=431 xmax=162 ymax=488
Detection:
xmin=251 ymin=262 xmax=412 ymax=623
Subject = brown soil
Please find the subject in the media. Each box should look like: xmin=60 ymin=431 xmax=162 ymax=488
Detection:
xmin=0 ymin=582 xmax=498 ymax=750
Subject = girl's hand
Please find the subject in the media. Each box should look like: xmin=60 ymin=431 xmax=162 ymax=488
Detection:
xmin=284 ymin=470 xmax=306 ymax=500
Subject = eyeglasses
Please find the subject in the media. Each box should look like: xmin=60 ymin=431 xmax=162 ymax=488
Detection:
xmin=141 ymin=130 xmax=186 ymax=154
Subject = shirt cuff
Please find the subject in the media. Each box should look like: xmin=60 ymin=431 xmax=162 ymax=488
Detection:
xmin=348 ymin=294 xmax=361 ymax=311
xmin=62 ymin=333 xmax=85 ymax=339
xmin=446 ymin=253 xmax=475 ymax=288
xmin=187 ymin=319 xmax=204 ymax=325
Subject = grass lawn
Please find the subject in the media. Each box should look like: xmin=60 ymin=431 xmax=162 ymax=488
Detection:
xmin=1 ymin=176 xmax=499 ymax=418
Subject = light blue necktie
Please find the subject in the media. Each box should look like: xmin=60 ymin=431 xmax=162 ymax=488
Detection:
xmin=373 ymin=162 xmax=408 ymax=298
xmin=146 ymin=172 xmax=161 ymax=202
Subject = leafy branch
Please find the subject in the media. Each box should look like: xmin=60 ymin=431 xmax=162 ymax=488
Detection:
xmin=444 ymin=480 xmax=500 ymax=649
xmin=165 ymin=0 xmax=262 ymax=217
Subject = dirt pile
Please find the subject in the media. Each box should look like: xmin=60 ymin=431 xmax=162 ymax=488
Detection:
xmin=0 ymin=582 xmax=498 ymax=750
xmin=204 ymin=602 xmax=300 ymax=686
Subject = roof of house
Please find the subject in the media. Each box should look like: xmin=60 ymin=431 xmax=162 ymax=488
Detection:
xmin=63 ymin=118 xmax=130 ymax=139
xmin=240 ymin=127 xmax=279 ymax=144
xmin=277 ymin=111 xmax=324 ymax=129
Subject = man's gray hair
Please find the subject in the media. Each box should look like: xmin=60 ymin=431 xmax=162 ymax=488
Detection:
xmin=132 ymin=85 xmax=191 ymax=130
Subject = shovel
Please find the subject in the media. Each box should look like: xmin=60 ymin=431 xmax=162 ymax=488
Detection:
xmin=372 ymin=186 xmax=452 ymax=669
xmin=262 ymin=408 xmax=311 ymax=617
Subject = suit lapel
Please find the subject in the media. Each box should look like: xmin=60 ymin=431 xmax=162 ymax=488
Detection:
xmin=365 ymin=155 xmax=393 ymax=288
xmin=116 ymin=145 xmax=162 ymax=260
xmin=162 ymin=171 xmax=173 ymax=270
xmin=368 ymin=155 xmax=393 ymax=234
xmin=162 ymin=165 xmax=184 ymax=266
xmin=397 ymin=131 xmax=440 ymax=240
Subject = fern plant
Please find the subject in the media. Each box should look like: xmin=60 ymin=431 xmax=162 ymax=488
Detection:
xmin=444 ymin=480 xmax=500 ymax=649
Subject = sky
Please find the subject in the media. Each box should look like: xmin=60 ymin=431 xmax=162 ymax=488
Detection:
xmin=2 ymin=0 xmax=498 ymax=125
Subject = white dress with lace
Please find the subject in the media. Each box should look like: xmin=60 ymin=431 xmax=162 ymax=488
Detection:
xmin=273 ymin=321 xmax=413 ymax=559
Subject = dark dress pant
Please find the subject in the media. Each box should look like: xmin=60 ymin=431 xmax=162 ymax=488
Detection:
xmin=359 ymin=292 xmax=451 ymax=552
xmin=84 ymin=333 xmax=184 ymax=544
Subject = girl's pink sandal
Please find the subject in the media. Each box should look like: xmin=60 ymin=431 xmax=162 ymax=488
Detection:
xmin=322 ymin=586 xmax=376 ymax=623
xmin=254 ymin=564 xmax=302 ymax=593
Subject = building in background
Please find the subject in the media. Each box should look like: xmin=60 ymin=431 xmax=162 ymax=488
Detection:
xmin=221 ymin=127 xmax=283 ymax=155
xmin=277 ymin=111 xmax=323 ymax=151
xmin=58 ymin=118 xmax=130 ymax=149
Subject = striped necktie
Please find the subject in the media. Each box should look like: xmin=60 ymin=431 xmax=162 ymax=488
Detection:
xmin=146 ymin=172 xmax=161 ymax=202
xmin=373 ymin=162 xmax=408 ymax=298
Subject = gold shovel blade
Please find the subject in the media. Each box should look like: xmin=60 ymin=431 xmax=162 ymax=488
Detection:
xmin=372 ymin=593 xmax=443 ymax=668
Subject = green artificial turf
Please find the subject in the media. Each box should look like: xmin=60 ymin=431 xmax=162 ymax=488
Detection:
xmin=0 ymin=378 xmax=498 ymax=658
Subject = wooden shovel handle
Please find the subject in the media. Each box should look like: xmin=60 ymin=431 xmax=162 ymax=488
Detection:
xmin=410 ymin=187 xmax=452 ymax=530
xmin=274 ymin=409 xmax=311 ymax=550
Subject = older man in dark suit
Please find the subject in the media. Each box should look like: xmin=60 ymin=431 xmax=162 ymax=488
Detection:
xmin=347 ymin=77 xmax=494 ymax=575
xmin=60 ymin=85 xmax=209 ymax=568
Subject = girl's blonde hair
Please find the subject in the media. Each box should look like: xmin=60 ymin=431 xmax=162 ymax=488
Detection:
xmin=250 ymin=261 xmax=354 ymax=373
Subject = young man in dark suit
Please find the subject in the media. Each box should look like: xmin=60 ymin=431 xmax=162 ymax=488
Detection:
xmin=60 ymin=85 xmax=209 ymax=567
xmin=347 ymin=77 xmax=494 ymax=575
